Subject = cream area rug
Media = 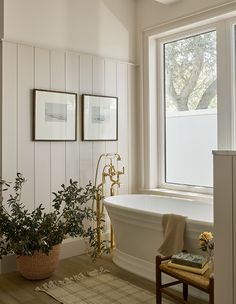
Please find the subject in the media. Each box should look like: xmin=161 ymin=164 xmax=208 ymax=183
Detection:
xmin=35 ymin=267 xmax=156 ymax=304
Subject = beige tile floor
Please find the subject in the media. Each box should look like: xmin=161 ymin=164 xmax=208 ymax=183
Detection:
xmin=0 ymin=253 xmax=207 ymax=304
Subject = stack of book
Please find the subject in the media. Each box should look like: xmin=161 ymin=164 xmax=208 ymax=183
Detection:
xmin=168 ymin=252 xmax=209 ymax=275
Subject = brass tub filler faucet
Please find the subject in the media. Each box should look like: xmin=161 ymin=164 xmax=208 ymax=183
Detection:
xmin=94 ymin=153 xmax=124 ymax=253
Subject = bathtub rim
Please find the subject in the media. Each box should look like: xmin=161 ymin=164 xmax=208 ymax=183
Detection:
xmin=141 ymin=188 xmax=213 ymax=204
xmin=104 ymin=194 xmax=214 ymax=225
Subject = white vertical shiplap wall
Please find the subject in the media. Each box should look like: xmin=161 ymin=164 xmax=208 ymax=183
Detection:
xmin=92 ymin=57 xmax=106 ymax=185
xmin=117 ymin=63 xmax=129 ymax=194
xmin=2 ymin=42 xmax=18 ymax=187
xmin=1 ymin=41 xmax=137 ymax=211
xmin=50 ymin=50 xmax=66 ymax=202
xmin=128 ymin=66 xmax=138 ymax=193
xmin=34 ymin=48 xmax=51 ymax=211
xmin=79 ymin=54 xmax=93 ymax=188
xmin=18 ymin=45 xmax=35 ymax=210
xmin=105 ymin=61 xmax=118 ymax=158
xmin=65 ymin=52 xmax=80 ymax=185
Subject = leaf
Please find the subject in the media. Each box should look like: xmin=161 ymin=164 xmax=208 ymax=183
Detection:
xmin=0 ymin=174 xmax=106 ymax=261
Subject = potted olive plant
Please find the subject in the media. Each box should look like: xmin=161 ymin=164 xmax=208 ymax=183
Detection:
xmin=0 ymin=173 xmax=107 ymax=280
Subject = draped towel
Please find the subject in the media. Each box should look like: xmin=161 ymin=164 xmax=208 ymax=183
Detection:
xmin=158 ymin=213 xmax=187 ymax=256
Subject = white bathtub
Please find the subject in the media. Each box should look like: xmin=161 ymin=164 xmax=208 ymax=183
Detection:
xmin=104 ymin=194 xmax=213 ymax=282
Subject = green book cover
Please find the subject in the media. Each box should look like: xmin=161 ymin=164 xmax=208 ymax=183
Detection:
xmin=171 ymin=252 xmax=208 ymax=269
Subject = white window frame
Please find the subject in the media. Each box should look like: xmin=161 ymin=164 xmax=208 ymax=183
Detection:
xmin=141 ymin=5 xmax=236 ymax=196
xmin=158 ymin=25 xmax=218 ymax=195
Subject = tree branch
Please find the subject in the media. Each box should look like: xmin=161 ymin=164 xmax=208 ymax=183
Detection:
xmin=180 ymin=51 xmax=204 ymax=100
xmin=196 ymin=79 xmax=217 ymax=109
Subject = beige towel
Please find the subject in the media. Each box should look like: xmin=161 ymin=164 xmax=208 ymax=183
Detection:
xmin=158 ymin=213 xmax=186 ymax=256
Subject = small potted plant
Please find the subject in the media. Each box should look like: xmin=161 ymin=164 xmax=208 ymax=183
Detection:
xmin=199 ymin=231 xmax=214 ymax=272
xmin=0 ymin=173 xmax=107 ymax=280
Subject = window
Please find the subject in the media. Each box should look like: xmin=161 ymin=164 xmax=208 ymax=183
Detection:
xmin=142 ymin=12 xmax=236 ymax=194
xmin=163 ymin=31 xmax=217 ymax=188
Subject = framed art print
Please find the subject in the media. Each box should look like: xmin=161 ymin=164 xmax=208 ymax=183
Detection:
xmin=33 ymin=89 xmax=77 ymax=141
xmin=82 ymin=94 xmax=118 ymax=141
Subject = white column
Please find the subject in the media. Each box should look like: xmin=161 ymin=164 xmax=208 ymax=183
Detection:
xmin=213 ymin=151 xmax=236 ymax=304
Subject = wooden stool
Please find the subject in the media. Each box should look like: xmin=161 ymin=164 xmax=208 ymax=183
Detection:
xmin=156 ymin=255 xmax=214 ymax=304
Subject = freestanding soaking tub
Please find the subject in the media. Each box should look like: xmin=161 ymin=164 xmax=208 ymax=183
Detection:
xmin=104 ymin=194 xmax=213 ymax=282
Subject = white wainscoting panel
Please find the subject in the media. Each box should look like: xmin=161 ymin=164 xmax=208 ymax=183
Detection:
xmin=34 ymin=47 xmax=51 ymax=211
xmin=117 ymin=63 xmax=129 ymax=194
xmin=79 ymin=54 xmax=93 ymax=187
xmin=1 ymin=41 xmax=137 ymax=260
xmin=92 ymin=57 xmax=106 ymax=185
xmin=105 ymin=60 xmax=118 ymax=156
xmin=50 ymin=50 xmax=66 ymax=198
xmin=65 ymin=52 xmax=80 ymax=185
xmin=17 ymin=44 xmax=35 ymax=211
xmin=2 ymin=42 xmax=18 ymax=185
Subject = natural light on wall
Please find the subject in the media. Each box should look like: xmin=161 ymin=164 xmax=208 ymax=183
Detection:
xmin=154 ymin=0 xmax=181 ymax=4
xmin=163 ymin=31 xmax=217 ymax=188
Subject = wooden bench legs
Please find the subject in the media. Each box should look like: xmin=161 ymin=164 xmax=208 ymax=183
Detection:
xmin=183 ymin=283 xmax=188 ymax=301
xmin=209 ymin=276 xmax=214 ymax=304
xmin=156 ymin=255 xmax=214 ymax=304
xmin=156 ymin=255 xmax=162 ymax=304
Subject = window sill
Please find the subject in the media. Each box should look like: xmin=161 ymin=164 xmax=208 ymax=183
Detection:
xmin=140 ymin=188 xmax=213 ymax=204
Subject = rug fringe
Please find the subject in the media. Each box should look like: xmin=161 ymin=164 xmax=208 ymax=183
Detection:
xmin=87 ymin=266 xmax=110 ymax=277
xmin=35 ymin=267 xmax=110 ymax=292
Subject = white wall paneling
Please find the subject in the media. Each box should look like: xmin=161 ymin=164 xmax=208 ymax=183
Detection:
xmin=34 ymin=47 xmax=51 ymax=211
xmin=105 ymin=60 xmax=118 ymax=156
xmin=92 ymin=56 xmax=106 ymax=185
xmin=103 ymin=60 xmax=118 ymax=202
xmin=17 ymin=44 xmax=35 ymax=210
xmin=1 ymin=39 xmax=136 ymax=222
xmin=2 ymin=42 xmax=18 ymax=185
xmin=117 ymin=63 xmax=129 ymax=194
xmin=79 ymin=54 xmax=93 ymax=187
xmin=50 ymin=50 xmax=66 ymax=198
xmin=65 ymin=52 xmax=80 ymax=185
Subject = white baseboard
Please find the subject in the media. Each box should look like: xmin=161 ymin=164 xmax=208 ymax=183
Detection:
xmin=60 ymin=236 xmax=87 ymax=260
xmin=0 ymin=233 xmax=109 ymax=274
xmin=0 ymin=253 xmax=16 ymax=274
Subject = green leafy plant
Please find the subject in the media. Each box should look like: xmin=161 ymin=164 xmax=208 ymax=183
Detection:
xmin=0 ymin=173 xmax=108 ymax=260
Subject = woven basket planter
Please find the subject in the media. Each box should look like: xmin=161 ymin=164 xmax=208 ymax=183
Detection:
xmin=16 ymin=244 xmax=61 ymax=280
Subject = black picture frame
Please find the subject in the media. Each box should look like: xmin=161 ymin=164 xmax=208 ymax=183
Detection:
xmin=33 ymin=89 xmax=77 ymax=141
xmin=82 ymin=94 xmax=118 ymax=141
